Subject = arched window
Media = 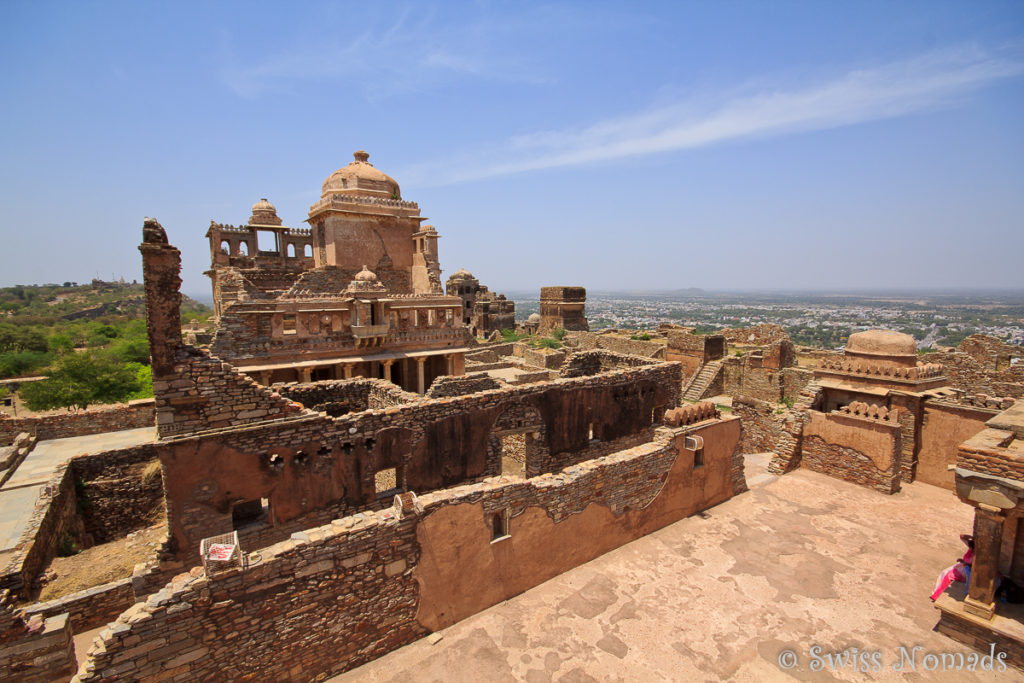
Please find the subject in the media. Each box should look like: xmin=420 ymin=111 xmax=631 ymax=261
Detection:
xmin=220 ymin=240 xmax=230 ymax=254
xmin=303 ymin=244 xmax=312 ymax=257
xmin=238 ymin=241 xmax=249 ymax=256
xmin=286 ymin=243 xmax=296 ymax=258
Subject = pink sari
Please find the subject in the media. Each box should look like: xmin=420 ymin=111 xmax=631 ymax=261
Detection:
xmin=931 ymin=549 xmax=973 ymax=601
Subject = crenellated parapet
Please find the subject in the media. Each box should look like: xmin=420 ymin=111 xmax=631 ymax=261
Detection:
xmin=818 ymin=357 xmax=944 ymax=380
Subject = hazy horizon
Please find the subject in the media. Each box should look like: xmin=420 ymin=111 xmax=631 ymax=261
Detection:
xmin=2 ymin=1 xmax=1022 ymax=295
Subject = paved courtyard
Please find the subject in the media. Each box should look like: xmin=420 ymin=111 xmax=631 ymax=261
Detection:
xmin=339 ymin=464 xmax=1014 ymax=682
xmin=0 ymin=427 xmax=156 ymax=555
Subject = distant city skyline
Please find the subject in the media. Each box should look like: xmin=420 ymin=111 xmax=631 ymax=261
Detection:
xmin=1 ymin=1 xmax=1022 ymax=295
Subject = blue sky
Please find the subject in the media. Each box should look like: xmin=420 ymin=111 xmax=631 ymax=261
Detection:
xmin=1 ymin=1 xmax=1022 ymax=297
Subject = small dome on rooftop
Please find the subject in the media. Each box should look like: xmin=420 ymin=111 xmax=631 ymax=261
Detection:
xmin=451 ymin=268 xmax=474 ymax=279
xmin=249 ymin=197 xmax=282 ymax=226
xmin=354 ymin=265 xmax=378 ymax=282
xmin=252 ymin=197 xmax=276 ymax=213
xmin=321 ymin=151 xmax=400 ymax=199
xmin=527 ymin=313 xmax=541 ymax=323
xmin=846 ymin=329 xmax=917 ymax=357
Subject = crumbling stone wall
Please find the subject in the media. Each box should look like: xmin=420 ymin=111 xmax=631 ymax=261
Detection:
xmin=0 ymin=400 xmax=154 ymax=447
xmin=425 ymin=373 xmax=503 ymax=398
xmin=153 ymin=346 xmax=305 ymax=438
xmin=920 ymin=349 xmax=1024 ymax=398
xmin=568 ymin=331 xmax=666 ymax=359
xmin=157 ymin=358 xmax=682 ymax=561
xmin=0 ymin=462 xmax=82 ymax=598
xmin=733 ymin=397 xmax=802 ymax=465
xmin=801 ymin=411 xmax=903 ymax=494
xmin=0 ymin=601 xmax=76 ymax=683
xmin=71 ymin=445 xmax=163 ymax=544
xmin=278 ymin=378 xmax=418 ymax=413
xmin=23 ymin=577 xmax=134 ymax=632
xmin=721 ymin=323 xmax=789 ymax=346
xmin=958 ymin=334 xmax=1021 ymax=371
xmin=77 ymin=417 xmax=739 ymax=682
xmin=513 ymin=344 xmax=566 ymax=369
xmin=559 ymin=349 xmax=662 ymax=378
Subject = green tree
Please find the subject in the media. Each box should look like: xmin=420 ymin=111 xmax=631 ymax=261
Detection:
xmin=20 ymin=351 xmax=142 ymax=410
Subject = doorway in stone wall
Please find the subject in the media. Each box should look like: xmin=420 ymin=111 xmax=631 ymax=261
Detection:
xmin=488 ymin=404 xmax=546 ymax=479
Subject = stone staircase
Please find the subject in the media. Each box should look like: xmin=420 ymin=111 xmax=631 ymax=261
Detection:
xmin=683 ymin=360 xmax=723 ymax=402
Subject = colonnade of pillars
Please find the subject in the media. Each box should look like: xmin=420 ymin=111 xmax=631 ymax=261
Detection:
xmin=256 ymin=353 xmax=458 ymax=395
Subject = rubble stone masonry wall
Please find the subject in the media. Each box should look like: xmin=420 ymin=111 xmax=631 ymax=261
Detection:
xmin=70 ymin=445 xmax=163 ymax=543
xmin=157 ymin=355 xmax=682 ymax=560
xmin=733 ymin=397 xmax=802 ymax=472
xmin=569 ymin=331 xmax=667 ymax=359
xmin=801 ymin=411 xmax=903 ymax=494
xmin=0 ymin=400 xmax=154 ymax=447
xmin=0 ymin=608 xmax=76 ymax=683
xmin=921 ymin=350 xmax=1024 ymax=399
xmin=76 ymin=417 xmax=739 ymax=682
xmin=23 ymin=577 xmax=135 ymax=633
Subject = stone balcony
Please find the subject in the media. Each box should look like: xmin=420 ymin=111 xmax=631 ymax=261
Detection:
xmin=351 ymin=324 xmax=390 ymax=348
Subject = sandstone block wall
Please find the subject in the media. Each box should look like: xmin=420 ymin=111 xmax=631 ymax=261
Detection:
xmin=733 ymin=397 xmax=802 ymax=470
xmin=0 ymin=610 xmax=76 ymax=683
xmin=23 ymin=577 xmax=135 ymax=633
xmin=76 ymin=417 xmax=739 ymax=682
xmin=801 ymin=411 xmax=903 ymax=494
xmin=0 ymin=400 xmax=154 ymax=447
xmin=920 ymin=349 xmax=1024 ymax=399
xmin=917 ymin=401 xmax=999 ymax=490
xmin=71 ymin=445 xmax=162 ymax=544
xmin=159 ymin=358 xmax=682 ymax=561
xmin=0 ymin=462 xmax=81 ymax=598
xmin=568 ymin=331 xmax=666 ymax=360
xmin=425 ymin=373 xmax=503 ymax=398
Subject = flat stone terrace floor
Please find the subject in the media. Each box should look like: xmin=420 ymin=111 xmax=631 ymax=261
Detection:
xmin=338 ymin=466 xmax=1016 ymax=682
xmin=0 ymin=428 xmax=156 ymax=557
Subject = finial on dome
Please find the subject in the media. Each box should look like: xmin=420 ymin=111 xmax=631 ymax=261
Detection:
xmin=353 ymin=150 xmax=370 ymax=163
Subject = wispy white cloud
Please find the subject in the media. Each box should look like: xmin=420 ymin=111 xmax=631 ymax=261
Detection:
xmin=403 ymin=46 xmax=1024 ymax=185
xmin=220 ymin=8 xmax=554 ymax=99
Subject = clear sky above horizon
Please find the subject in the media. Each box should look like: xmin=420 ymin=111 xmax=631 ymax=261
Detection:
xmin=1 ymin=1 xmax=1023 ymax=297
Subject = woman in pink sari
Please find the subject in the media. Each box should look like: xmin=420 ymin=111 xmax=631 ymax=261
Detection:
xmin=931 ymin=534 xmax=974 ymax=601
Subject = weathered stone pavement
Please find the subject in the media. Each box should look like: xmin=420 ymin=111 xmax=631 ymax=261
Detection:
xmin=0 ymin=427 xmax=155 ymax=555
xmin=337 ymin=467 xmax=1013 ymax=682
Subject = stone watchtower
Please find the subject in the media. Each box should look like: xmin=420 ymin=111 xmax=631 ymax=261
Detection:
xmin=539 ymin=286 xmax=588 ymax=334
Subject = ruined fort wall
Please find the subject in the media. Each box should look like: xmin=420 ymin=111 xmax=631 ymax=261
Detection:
xmin=158 ymin=360 xmax=682 ymax=560
xmin=801 ymin=411 xmax=903 ymax=494
xmin=920 ymin=350 xmax=1024 ymax=399
xmin=70 ymin=445 xmax=163 ymax=544
xmin=76 ymin=418 xmax=739 ymax=682
xmin=23 ymin=577 xmax=135 ymax=633
xmin=568 ymin=331 xmax=666 ymax=359
xmin=0 ymin=608 xmax=76 ymax=683
xmin=917 ymin=402 xmax=998 ymax=490
xmin=733 ymin=397 xmax=802 ymax=466
xmin=0 ymin=400 xmax=154 ymax=447
xmin=0 ymin=463 xmax=80 ymax=599
xmin=722 ymin=359 xmax=781 ymax=402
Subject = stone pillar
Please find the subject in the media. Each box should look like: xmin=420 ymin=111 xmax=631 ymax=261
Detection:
xmin=965 ymin=504 xmax=1005 ymax=619
xmin=299 ymin=367 xmax=313 ymax=384
xmin=382 ymin=359 xmax=394 ymax=382
xmin=445 ymin=354 xmax=454 ymax=376
xmin=138 ymin=218 xmax=182 ymax=378
xmin=259 ymin=371 xmax=271 ymax=386
xmin=342 ymin=363 xmax=354 ymax=379
xmin=416 ymin=357 xmax=426 ymax=395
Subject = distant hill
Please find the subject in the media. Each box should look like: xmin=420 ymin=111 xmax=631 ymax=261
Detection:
xmin=0 ymin=280 xmax=209 ymax=323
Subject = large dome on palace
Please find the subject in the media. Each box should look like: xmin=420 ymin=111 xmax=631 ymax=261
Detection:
xmin=321 ymin=151 xmax=400 ymax=199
